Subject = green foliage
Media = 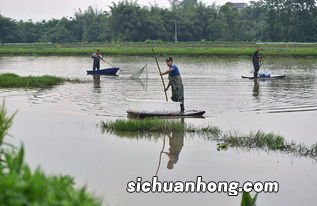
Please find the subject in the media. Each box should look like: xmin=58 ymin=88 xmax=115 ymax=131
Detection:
xmin=0 ymin=1 xmax=316 ymax=43
xmin=223 ymin=131 xmax=286 ymax=150
xmin=101 ymin=118 xmax=185 ymax=133
xmin=217 ymin=143 xmax=228 ymax=151
xmin=0 ymin=15 xmax=17 ymax=43
xmin=0 ymin=148 xmax=101 ymax=206
xmin=241 ymin=192 xmax=258 ymax=206
xmin=101 ymin=118 xmax=222 ymax=136
xmin=0 ymin=102 xmax=15 ymax=145
xmin=0 ymin=103 xmax=101 ymax=206
xmin=0 ymin=73 xmax=68 ymax=88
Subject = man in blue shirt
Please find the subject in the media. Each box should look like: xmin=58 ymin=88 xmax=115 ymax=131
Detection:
xmin=160 ymin=57 xmax=185 ymax=113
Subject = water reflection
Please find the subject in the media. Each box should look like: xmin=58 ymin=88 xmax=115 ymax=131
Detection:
xmin=93 ymin=75 xmax=101 ymax=89
xmin=154 ymin=129 xmax=185 ymax=176
xmin=1 ymin=56 xmax=317 ymax=116
xmin=252 ymin=79 xmax=260 ymax=97
xmin=164 ymin=130 xmax=185 ymax=170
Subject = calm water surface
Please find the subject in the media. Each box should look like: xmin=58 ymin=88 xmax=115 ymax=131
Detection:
xmin=1 ymin=56 xmax=317 ymax=206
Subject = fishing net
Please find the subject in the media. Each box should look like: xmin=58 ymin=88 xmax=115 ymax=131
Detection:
xmin=131 ymin=64 xmax=147 ymax=79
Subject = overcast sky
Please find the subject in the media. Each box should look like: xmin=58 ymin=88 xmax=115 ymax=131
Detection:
xmin=0 ymin=0 xmax=250 ymax=21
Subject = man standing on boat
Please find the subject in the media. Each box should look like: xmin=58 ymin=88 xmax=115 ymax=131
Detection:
xmin=91 ymin=49 xmax=104 ymax=71
xmin=252 ymin=47 xmax=262 ymax=78
xmin=160 ymin=57 xmax=185 ymax=113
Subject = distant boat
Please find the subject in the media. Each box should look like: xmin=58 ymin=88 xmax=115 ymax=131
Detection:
xmin=127 ymin=99 xmax=205 ymax=118
xmin=87 ymin=67 xmax=119 ymax=75
xmin=241 ymin=75 xmax=286 ymax=79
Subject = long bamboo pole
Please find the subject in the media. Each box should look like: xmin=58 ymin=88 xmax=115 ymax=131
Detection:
xmin=152 ymin=48 xmax=168 ymax=102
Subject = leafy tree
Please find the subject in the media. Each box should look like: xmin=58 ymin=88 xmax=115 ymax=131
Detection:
xmin=0 ymin=15 xmax=17 ymax=43
xmin=0 ymin=0 xmax=316 ymax=43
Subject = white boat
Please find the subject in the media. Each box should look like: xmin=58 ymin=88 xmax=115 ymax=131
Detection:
xmin=127 ymin=99 xmax=181 ymax=115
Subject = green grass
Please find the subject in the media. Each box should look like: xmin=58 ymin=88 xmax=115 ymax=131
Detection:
xmin=241 ymin=192 xmax=258 ymax=206
xmin=0 ymin=103 xmax=15 ymax=145
xmin=0 ymin=73 xmax=82 ymax=88
xmin=222 ymin=131 xmax=285 ymax=150
xmin=101 ymin=118 xmax=185 ymax=133
xmin=101 ymin=118 xmax=221 ymax=136
xmin=1 ymin=42 xmax=317 ymax=57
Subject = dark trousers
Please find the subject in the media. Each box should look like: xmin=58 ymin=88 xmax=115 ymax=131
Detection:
xmin=93 ymin=63 xmax=100 ymax=71
xmin=253 ymin=62 xmax=260 ymax=78
xmin=180 ymin=103 xmax=185 ymax=113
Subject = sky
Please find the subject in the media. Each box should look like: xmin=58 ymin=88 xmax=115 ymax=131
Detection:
xmin=0 ymin=0 xmax=250 ymax=21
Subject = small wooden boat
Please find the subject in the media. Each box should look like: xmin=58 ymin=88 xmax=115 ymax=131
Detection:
xmin=241 ymin=75 xmax=286 ymax=79
xmin=87 ymin=67 xmax=119 ymax=75
xmin=127 ymin=99 xmax=205 ymax=118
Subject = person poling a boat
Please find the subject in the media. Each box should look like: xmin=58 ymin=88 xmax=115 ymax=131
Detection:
xmin=91 ymin=49 xmax=106 ymax=71
xmin=252 ymin=47 xmax=262 ymax=78
xmin=160 ymin=57 xmax=185 ymax=113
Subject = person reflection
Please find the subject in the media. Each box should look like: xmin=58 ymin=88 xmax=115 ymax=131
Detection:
xmin=163 ymin=121 xmax=185 ymax=170
xmin=252 ymin=79 xmax=259 ymax=97
xmin=93 ymin=75 xmax=101 ymax=89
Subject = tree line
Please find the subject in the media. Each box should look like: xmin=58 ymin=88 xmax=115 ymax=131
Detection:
xmin=1 ymin=0 xmax=317 ymax=43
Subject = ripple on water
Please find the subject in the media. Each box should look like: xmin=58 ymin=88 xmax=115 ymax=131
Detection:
xmin=0 ymin=56 xmax=316 ymax=117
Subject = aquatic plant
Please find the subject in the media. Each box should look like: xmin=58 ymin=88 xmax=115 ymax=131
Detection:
xmin=101 ymin=118 xmax=185 ymax=133
xmin=186 ymin=125 xmax=222 ymax=137
xmin=0 ymin=73 xmax=82 ymax=88
xmin=222 ymin=131 xmax=285 ymax=151
xmin=101 ymin=118 xmax=317 ymax=158
xmin=0 ymin=103 xmax=15 ymax=146
xmin=101 ymin=119 xmax=222 ymax=138
xmin=241 ymin=192 xmax=258 ymax=206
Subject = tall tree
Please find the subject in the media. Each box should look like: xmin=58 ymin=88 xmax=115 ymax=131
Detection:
xmin=0 ymin=15 xmax=17 ymax=43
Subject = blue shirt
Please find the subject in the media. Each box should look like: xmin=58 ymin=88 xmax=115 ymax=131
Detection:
xmin=169 ymin=64 xmax=181 ymax=76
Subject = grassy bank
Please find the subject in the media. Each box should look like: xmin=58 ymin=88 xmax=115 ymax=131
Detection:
xmin=0 ymin=73 xmax=81 ymax=88
xmin=1 ymin=42 xmax=317 ymax=57
xmin=101 ymin=119 xmax=317 ymax=158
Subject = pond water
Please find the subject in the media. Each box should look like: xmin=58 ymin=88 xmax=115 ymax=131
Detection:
xmin=1 ymin=56 xmax=317 ymax=206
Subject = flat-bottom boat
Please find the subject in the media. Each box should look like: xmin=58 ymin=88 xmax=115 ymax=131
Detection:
xmin=87 ymin=67 xmax=119 ymax=75
xmin=241 ymin=75 xmax=286 ymax=79
xmin=127 ymin=99 xmax=205 ymax=118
